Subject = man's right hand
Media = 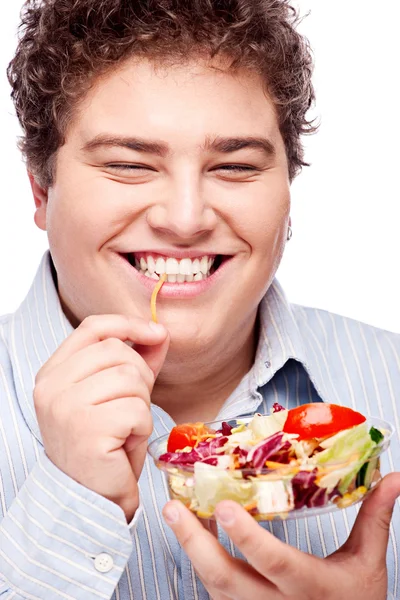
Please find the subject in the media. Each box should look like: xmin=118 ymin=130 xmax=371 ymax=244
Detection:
xmin=33 ymin=315 xmax=169 ymax=522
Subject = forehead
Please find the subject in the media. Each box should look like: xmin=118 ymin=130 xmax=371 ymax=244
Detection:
xmin=73 ymin=57 xmax=281 ymax=148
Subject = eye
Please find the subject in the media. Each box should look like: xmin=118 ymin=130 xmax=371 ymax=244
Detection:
xmin=212 ymin=164 xmax=262 ymax=180
xmin=106 ymin=164 xmax=156 ymax=172
xmin=215 ymin=165 xmax=259 ymax=173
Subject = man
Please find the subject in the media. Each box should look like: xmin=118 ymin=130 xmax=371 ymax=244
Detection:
xmin=0 ymin=0 xmax=399 ymax=599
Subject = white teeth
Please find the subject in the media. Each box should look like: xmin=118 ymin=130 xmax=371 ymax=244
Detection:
xmin=147 ymin=255 xmax=156 ymax=274
xmin=179 ymin=258 xmax=193 ymax=275
xmin=200 ymin=256 xmax=208 ymax=275
xmin=166 ymin=257 xmax=180 ymax=275
xmin=133 ymin=253 xmax=217 ymax=283
xmin=192 ymin=258 xmax=200 ymax=274
xmin=155 ymin=257 xmax=166 ymax=274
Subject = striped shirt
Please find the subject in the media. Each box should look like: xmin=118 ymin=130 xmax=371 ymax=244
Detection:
xmin=0 ymin=252 xmax=399 ymax=599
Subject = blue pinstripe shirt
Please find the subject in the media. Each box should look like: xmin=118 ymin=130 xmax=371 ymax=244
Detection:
xmin=0 ymin=252 xmax=399 ymax=599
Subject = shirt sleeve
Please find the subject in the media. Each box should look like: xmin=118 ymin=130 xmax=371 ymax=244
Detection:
xmin=0 ymin=450 xmax=138 ymax=600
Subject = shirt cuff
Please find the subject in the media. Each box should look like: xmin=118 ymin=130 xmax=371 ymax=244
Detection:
xmin=0 ymin=450 xmax=133 ymax=600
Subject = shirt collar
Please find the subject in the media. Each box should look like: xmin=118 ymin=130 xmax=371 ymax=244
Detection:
xmin=251 ymin=279 xmax=308 ymax=388
xmin=248 ymin=280 xmax=332 ymax=403
xmin=8 ymin=252 xmax=333 ymax=443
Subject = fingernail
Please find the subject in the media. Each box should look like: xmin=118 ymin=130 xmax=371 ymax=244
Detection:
xmin=164 ymin=505 xmax=180 ymax=524
xmin=148 ymin=321 xmax=165 ymax=334
xmin=215 ymin=506 xmax=235 ymax=526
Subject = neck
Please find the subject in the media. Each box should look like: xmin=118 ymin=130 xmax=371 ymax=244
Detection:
xmin=152 ymin=314 xmax=259 ymax=424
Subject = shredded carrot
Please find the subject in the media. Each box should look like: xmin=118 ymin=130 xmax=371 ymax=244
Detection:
xmin=191 ymin=434 xmax=217 ymax=442
xmin=233 ymin=455 xmax=241 ymax=469
xmin=151 ymin=274 xmax=167 ymax=323
xmin=265 ymin=460 xmax=288 ymax=470
xmin=243 ymin=501 xmax=258 ymax=512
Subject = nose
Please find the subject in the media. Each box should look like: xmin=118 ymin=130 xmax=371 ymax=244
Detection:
xmin=146 ymin=170 xmax=217 ymax=240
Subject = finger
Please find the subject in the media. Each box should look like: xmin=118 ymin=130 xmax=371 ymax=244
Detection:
xmin=135 ymin=329 xmax=170 ymax=379
xmin=214 ymin=500 xmax=317 ymax=595
xmin=163 ymin=501 xmax=274 ymax=598
xmin=125 ymin=438 xmax=150 ymax=482
xmin=205 ymin=587 xmax=233 ymax=600
xmin=69 ymin=364 xmax=151 ymax=407
xmin=95 ymin=396 xmax=153 ymax=446
xmin=92 ymin=395 xmax=153 ymax=480
xmin=44 ymin=340 xmax=155 ymax=392
xmin=196 ymin=519 xmax=237 ymax=600
xmin=342 ymin=472 xmax=400 ymax=565
xmin=38 ymin=315 xmax=168 ymax=376
xmin=208 ymin=593 xmax=233 ymax=600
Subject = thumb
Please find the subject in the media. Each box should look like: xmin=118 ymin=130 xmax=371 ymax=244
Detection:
xmin=135 ymin=323 xmax=170 ymax=380
xmin=343 ymin=472 xmax=400 ymax=565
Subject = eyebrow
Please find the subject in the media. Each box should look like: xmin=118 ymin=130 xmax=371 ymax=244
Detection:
xmin=205 ymin=136 xmax=276 ymax=157
xmin=81 ymin=135 xmax=169 ymax=157
xmin=81 ymin=134 xmax=276 ymax=158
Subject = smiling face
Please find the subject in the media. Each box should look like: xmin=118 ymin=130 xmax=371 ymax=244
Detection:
xmin=34 ymin=57 xmax=290 ymax=353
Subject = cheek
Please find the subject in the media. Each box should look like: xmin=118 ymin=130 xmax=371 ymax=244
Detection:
xmin=47 ymin=173 xmax=133 ymax=251
xmin=242 ymin=187 xmax=290 ymax=291
xmin=236 ymin=185 xmax=290 ymax=251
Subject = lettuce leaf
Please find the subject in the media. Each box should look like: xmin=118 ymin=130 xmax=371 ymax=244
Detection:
xmin=194 ymin=462 xmax=254 ymax=514
xmin=248 ymin=411 xmax=288 ymax=440
xmin=315 ymin=423 xmax=376 ymax=493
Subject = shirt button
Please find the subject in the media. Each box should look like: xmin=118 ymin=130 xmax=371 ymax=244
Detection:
xmin=94 ymin=553 xmax=114 ymax=573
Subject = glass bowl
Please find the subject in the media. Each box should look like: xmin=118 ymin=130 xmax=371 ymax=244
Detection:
xmin=148 ymin=416 xmax=393 ymax=521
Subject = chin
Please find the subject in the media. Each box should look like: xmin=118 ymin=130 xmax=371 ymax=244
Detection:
xmin=161 ymin=316 xmax=215 ymax=349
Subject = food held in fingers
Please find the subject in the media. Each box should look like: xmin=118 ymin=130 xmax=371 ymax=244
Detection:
xmin=151 ymin=274 xmax=167 ymax=323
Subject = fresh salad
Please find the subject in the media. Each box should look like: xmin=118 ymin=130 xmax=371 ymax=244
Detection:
xmin=153 ymin=403 xmax=389 ymax=519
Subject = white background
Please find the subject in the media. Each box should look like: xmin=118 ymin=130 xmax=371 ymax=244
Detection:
xmin=0 ymin=1 xmax=399 ymax=333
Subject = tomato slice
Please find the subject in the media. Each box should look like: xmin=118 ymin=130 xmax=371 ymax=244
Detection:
xmin=167 ymin=423 xmax=213 ymax=453
xmin=282 ymin=403 xmax=366 ymax=440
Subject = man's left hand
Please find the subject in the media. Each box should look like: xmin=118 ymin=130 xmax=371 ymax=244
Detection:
xmin=163 ymin=473 xmax=400 ymax=600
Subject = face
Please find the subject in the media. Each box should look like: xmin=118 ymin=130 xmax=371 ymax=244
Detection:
xmin=34 ymin=57 xmax=290 ymax=352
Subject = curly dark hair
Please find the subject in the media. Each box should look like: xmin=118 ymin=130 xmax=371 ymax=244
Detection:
xmin=7 ymin=0 xmax=317 ymax=186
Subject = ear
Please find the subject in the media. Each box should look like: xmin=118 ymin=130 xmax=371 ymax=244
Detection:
xmin=28 ymin=171 xmax=48 ymax=231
